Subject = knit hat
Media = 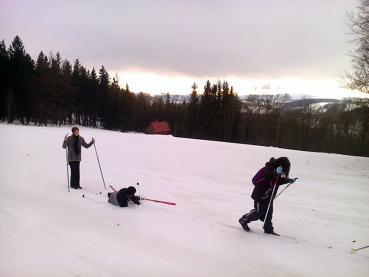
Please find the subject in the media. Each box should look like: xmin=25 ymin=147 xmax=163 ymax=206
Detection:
xmin=126 ymin=186 xmax=136 ymax=196
xmin=265 ymin=157 xmax=276 ymax=167
xmin=71 ymin=127 xmax=79 ymax=133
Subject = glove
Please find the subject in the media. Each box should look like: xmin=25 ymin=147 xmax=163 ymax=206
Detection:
xmin=289 ymin=178 xmax=298 ymax=184
xmin=262 ymin=188 xmax=272 ymax=200
xmin=132 ymin=196 xmax=141 ymax=205
xmin=275 ymin=166 xmax=283 ymax=174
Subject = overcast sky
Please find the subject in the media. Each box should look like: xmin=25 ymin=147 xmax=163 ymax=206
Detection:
xmin=1 ymin=0 xmax=366 ymax=98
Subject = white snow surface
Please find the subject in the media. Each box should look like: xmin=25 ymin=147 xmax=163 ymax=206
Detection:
xmin=0 ymin=124 xmax=368 ymax=277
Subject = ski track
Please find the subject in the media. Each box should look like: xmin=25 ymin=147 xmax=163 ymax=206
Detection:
xmin=0 ymin=124 xmax=368 ymax=277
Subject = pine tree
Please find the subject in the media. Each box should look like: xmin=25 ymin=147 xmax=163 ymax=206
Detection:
xmin=185 ymin=83 xmax=200 ymax=138
xmin=33 ymin=51 xmax=50 ymax=125
xmin=98 ymin=65 xmax=110 ymax=127
xmin=0 ymin=40 xmax=10 ymax=120
xmin=132 ymin=92 xmax=152 ymax=132
xmin=50 ymin=52 xmax=64 ymax=125
xmin=60 ymin=59 xmax=75 ymax=124
xmin=199 ymin=80 xmax=213 ymax=139
xmin=8 ymin=36 xmax=34 ymax=124
xmin=87 ymin=68 xmax=99 ymax=127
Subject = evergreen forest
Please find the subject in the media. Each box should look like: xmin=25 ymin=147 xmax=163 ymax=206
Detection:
xmin=1 ymin=36 xmax=368 ymax=156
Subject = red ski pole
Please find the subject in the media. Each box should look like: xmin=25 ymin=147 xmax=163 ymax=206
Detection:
xmin=109 ymin=185 xmax=176 ymax=205
xmin=141 ymin=197 xmax=176 ymax=206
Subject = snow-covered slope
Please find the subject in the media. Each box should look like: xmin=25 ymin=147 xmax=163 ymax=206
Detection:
xmin=0 ymin=124 xmax=368 ymax=277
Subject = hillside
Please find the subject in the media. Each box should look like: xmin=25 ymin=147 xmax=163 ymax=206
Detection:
xmin=0 ymin=124 xmax=368 ymax=276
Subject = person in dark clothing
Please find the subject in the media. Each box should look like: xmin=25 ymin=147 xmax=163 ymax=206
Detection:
xmin=108 ymin=186 xmax=141 ymax=207
xmin=239 ymin=157 xmax=297 ymax=235
xmin=62 ymin=127 xmax=95 ymax=189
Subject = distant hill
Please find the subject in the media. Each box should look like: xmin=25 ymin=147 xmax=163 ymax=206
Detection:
xmin=282 ymin=98 xmax=341 ymax=110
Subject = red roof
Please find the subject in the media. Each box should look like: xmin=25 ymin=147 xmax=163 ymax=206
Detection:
xmin=146 ymin=121 xmax=171 ymax=135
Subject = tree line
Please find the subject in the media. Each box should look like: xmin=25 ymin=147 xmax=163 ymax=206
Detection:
xmin=1 ymin=36 xmax=368 ymax=157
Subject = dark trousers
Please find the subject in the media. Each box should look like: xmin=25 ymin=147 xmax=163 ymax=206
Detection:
xmin=69 ymin=161 xmax=80 ymax=187
xmin=240 ymin=200 xmax=274 ymax=232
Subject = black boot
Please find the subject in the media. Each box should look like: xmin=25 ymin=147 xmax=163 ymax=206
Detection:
xmin=264 ymin=230 xmax=280 ymax=236
xmin=239 ymin=218 xmax=250 ymax=231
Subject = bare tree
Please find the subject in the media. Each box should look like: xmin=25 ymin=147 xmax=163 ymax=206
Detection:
xmin=343 ymin=0 xmax=369 ymax=93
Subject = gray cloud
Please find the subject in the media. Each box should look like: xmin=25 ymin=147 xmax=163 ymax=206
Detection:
xmin=0 ymin=0 xmax=358 ymax=81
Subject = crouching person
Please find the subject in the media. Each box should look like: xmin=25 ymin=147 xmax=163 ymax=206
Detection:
xmin=108 ymin=186 xmax=141 ymax=207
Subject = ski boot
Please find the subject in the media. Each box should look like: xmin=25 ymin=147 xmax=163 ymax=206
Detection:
xmin=239 ymin=218 xmax=250 ymax=231
xmin=264 ymin=230 xmax=280 ymax=236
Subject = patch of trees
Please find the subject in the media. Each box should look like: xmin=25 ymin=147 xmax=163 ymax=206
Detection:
xmin=239 ymin=96 xmax=369 ymax=157
xmin=1 ymin=36 xmax=368 ymax=157
xmin=343 ymin=0 xmax=369 ymax=93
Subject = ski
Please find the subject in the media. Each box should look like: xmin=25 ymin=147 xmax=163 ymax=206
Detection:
xmin=220 ymin=223 xmax=253 ymax=231
xmin=219 ymin=223 xmax=298 ymax=243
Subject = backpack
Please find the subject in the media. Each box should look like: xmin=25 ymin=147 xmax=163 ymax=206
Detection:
xmin=252 ymin=167 xmax=265 ymax=186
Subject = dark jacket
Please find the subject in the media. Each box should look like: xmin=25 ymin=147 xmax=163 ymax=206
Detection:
xmin=251 ymin=166 xmax=289 ymax=203
xmin=62 ymin=135 xmax=93 ymax=161
xmin=109 ymin=188 xmax=140 ymax=207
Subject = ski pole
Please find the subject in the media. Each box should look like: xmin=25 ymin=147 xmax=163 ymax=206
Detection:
xmin=274 ymin=183 xmax=290 ymax=200
xmin=93 ymin=140 xmax=107 ymax=190
xmin=109 ymin=185 xmax=176 ymax=206
xmin=351 ymin=245 xmax=369 ymax=253
xmin=274 ymin=178 xmax=298 ymax=200
xmin=137 ymin=182 xmax=141 ymax=197
xmin=140 ymin=197 xmax=176 ymax=206
xmin=82 ymin=194 xmax=104 ymax=204
xmin=262 ymin=174 xmax=280 ymax=232
xmin=66 ymin=148 xmax=70 ymax=192
xmin=65 ymin=133 xmax=70 ymax=192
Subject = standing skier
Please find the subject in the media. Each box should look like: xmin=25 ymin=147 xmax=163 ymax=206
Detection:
xmin=239 ymin=157 xmax=297 ymax=235
xmin=108 ymin=186 xmax=141 ymax=207
xmin=62 ymin=127 xmax=95 ymax=189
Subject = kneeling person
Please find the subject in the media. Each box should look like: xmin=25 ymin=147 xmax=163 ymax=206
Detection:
xmin=108 ymin=186 xmax=140 ymax=207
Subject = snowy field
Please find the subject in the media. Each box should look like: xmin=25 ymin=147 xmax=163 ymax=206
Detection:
xmin=0 ymin=124 xmax=368 ymax=277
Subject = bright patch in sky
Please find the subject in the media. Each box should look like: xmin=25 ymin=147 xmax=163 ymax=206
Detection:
xmin=117 ymin=71 xmax=366 ymax=99
xmin=2 ymin=0 xmax=368 ymax=100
